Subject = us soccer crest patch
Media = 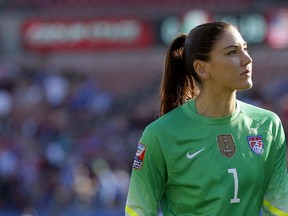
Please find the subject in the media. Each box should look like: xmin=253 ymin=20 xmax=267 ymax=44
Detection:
xmin=132 ymin=143 xmax=146 ymax=169
xmin=247 ymin=135 xmax=264 ymax=155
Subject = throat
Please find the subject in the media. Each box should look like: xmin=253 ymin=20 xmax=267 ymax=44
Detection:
xmin=195 ymin=97 xmax=236 ymax=118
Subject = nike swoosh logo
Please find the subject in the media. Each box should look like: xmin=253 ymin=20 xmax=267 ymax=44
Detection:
xmin=187 ymin=148 xmax=206 ymax=159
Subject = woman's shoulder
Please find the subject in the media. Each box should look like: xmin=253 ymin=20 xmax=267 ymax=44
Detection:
xmin=238 ymin=100 xmax=281 ymax=123
xmin=144 ymin=104 xmax=190 ymax=134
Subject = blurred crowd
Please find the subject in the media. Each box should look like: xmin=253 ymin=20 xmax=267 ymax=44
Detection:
xmin=0 ymin=57 xmax=287 ymax=215
xmin=0 ymin=60 xmax=142 ymax=215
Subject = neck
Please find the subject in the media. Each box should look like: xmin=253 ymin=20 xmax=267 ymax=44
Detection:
xmin=195 ymin=90 xmax=237 ymax=118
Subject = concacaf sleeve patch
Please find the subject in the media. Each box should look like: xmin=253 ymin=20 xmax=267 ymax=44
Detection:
xmin=132 ymin=143 xmax=146 ymax=169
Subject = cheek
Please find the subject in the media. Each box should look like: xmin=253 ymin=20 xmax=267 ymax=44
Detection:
xmin=209 ymin=65 xmax=240 ymax=88
xmin=207 ymin=58 xmax=239 ymax=82
xmin=216 ymin=61 xmax=238 ymax=78
xmin=210 ymin=63 xmax=234 ymax=81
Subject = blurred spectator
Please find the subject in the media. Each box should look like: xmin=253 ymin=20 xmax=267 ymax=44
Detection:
xmin=0 ymin=90 xmax=12 ymax=116
xmin=43 ymin=74 xmax=69 ymax=107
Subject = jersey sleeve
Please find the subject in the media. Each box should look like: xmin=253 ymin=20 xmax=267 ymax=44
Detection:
xmin=262 ymin=119 xmax=288 ymax=216
xmin=125 ymin=125 xmax=167 ymax=216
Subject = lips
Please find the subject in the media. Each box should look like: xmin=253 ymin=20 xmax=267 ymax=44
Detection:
xmin=240 ymin=70 xmax=252 ymax=75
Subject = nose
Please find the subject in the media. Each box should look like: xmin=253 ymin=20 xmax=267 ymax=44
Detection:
xmin=242 ymin=51 xmax=253 ymax=66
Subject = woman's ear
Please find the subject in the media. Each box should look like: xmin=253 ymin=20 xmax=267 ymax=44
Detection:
xmin=193 ymin=60 xmax=209 ymax=80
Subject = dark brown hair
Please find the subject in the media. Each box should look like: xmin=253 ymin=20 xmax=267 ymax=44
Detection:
xmin=159 ymin=21 xmax=233 ymax=116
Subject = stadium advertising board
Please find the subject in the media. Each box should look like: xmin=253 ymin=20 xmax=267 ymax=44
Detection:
xmin=159 ymin=10 xmax=268 ymax=46
xmin=215 ymin=13 xmax=267 ymax=44
xmin=21 ymin=9 xmax=288 ymax=52
xmin=22 ymin=18 xmax=154 ymax=52
xmin=159 ymin=10 xmax=211 ymax=45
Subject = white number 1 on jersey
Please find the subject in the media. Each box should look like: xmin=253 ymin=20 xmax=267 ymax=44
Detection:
xmin=228 ymin=168 xmax=240 ymax=203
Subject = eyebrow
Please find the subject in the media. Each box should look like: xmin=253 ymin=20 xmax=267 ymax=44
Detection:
xmin=222 ymin=42 xmax=248 ymax=51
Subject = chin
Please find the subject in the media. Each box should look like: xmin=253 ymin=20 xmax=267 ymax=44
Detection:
xmin=237 ymin=81 xmax=253 ymax=91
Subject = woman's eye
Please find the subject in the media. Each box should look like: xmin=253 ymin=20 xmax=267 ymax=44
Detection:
xmin=227 ymin=50 xmax=237 ymax=55
xmin=244 ymin=47 xmax=249 ymax=52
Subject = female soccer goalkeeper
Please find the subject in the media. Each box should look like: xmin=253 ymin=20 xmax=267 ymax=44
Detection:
xmin=125 ymin=21 xmax=288 ymax=216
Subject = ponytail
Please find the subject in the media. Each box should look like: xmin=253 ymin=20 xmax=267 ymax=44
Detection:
xmin=159 ymin=34 xmax=198 ymax=116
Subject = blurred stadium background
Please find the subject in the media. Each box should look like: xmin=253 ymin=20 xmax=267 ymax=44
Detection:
xmin=0 ymin=0 xmax=287 ymax=215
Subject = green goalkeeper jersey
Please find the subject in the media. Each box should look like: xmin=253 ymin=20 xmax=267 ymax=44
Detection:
xmin=125 ymin=99 xmax=288 ymax=216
